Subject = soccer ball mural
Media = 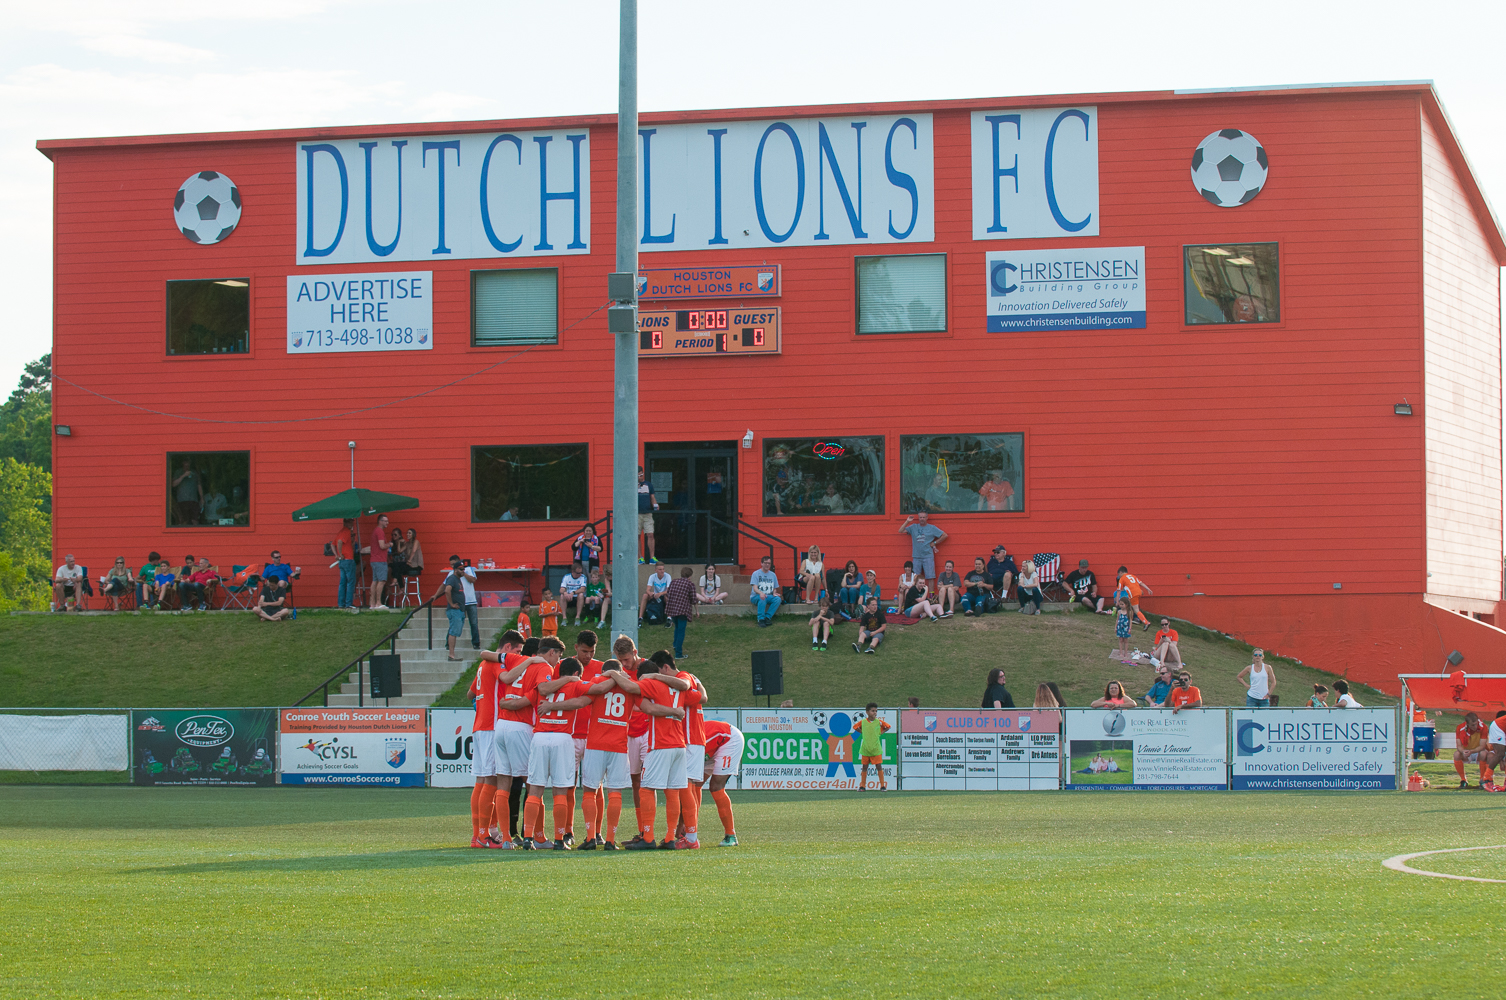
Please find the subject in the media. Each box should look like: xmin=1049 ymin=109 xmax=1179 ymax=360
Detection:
xmin=172 ymin=171 xmax=242 ymax=244
xmin=1189 ymin=130 xmax=1268 ymax=207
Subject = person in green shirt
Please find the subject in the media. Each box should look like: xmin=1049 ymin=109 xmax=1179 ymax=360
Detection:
xmin=854 ymin=703 xmax=891 ymax=791
xmin=136 ymin=551 xmax=162 ymax=609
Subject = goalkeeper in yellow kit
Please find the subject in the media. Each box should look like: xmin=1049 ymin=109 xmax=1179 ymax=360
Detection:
xmin=854 ymin=703 xmax=891 ymax=791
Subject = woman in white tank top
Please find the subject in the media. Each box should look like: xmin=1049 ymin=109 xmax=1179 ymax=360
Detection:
xmin=1237 ymin=649 xmax=1276 ymax=707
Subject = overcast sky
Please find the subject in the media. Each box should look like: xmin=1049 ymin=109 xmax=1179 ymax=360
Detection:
xmin=3 ymin=0 xmax=1504 ymax=390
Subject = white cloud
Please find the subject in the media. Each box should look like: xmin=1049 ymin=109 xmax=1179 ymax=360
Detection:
xmin=76 ymin=34 xmax=217 ymax=64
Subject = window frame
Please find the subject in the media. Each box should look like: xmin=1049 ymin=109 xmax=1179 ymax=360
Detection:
xmin=165 ymin=278 xmax=252 ymax=358
xmin=852 ymin=252 xmax=949 ymax=337
xmin=469 ymin=267 xmax=562 ymax=348
xmin=759 ymin=435 xmax=887 ymax=518
xmin=165 ymin=449 xmax=253 ymax=530
xmin=1181 ymin=242 xmax=1283 ymax=328
xmin=470 ymin=442 xmax=590 ymax=523
xmin=897 ymin=433 xmax=1027 ymax=516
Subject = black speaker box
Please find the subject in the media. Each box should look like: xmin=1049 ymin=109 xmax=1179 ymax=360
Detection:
xmin=751 ymin=649 xmax=783 ymax=697
xmin=370 ymin=653 xmax=403 ymax=698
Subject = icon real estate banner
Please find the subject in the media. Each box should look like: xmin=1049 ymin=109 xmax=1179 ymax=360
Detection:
xmin=900 ymin=709 xmax=1061 ymax=790
xmin=132 ymin=709 xmax=278 ymax=787
xmin=739 ymin=707 xmax=897 ymax=790
xmin=1230 ymin=709 xmax=1397 ymax=789
xmin=1064 ymin=709 xmax=1227 ymax=791
xmin=279 ymin=708 xmax=427 ymax=787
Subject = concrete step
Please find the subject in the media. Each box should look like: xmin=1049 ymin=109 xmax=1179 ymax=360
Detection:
xmin=324 ymin=694 xmax=437 ymax=708
xmin=340 ymin=680 xmax=454 ymax=696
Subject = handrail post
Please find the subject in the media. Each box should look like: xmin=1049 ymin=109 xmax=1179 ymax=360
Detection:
xmin=358 ymin=657 xmax=364 ymax=708
xmin=428 ymin=603 xmax=433 ymax=650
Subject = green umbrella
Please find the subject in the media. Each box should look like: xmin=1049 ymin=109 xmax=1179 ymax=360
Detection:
xmin=291 ymin=488 xmax=420 ymax=522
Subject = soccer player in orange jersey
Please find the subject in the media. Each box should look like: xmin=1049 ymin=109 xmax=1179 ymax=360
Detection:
xmin=702 ymin=718 xmax=745 ymax=846
xmin=656 ymin=650 xmax=709 ymax=843
xmin=524 ymin=652 xmax=594 ymax=850
xmin=481 ymin=631 xmax=553 ymax=848
xmin=466 ymin=628 xmax=527 ymax=847
xmin=566 ymin=630 xmax=605 ymax=846
xmin=1486 ymin=711 xmax=1506 ymax=792
xmin=613 ymin=635 xmax=653 ymax=841
xmin=1454 ymin=712 xmax=1490 ymax=789
xmin=624 ymin=654 xmax=702 ymax=849
xmin=1115 ymin=565 xmax=1153 ymax=629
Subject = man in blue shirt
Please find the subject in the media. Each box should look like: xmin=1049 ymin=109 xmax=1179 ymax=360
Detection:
xmin=1144 ymin=666 xmax=1174 ymax=708
xmin=898 ymin=512 xmax=947 ymax=585
xmin=262 ymin=550 xmax=295 ymax=584
xmin=986 ymin=545 xmax=1017 ymax=601
xmin=748 ymin=555 xmax=782 ymax=627
xmin=636 ymin=466 xmax=660 ymax=565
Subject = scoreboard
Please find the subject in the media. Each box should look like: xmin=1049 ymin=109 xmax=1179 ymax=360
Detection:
xmin=638 ymin=307 xmax=781 ymax=358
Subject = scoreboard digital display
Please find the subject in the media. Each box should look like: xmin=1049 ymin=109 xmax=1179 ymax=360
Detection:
xmin=638 ymin=308 xmax=781 ymax=357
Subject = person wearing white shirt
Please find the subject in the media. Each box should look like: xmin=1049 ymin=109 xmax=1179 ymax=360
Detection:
xmin=1333 ymin=679 xmax=1362 ymax=709
xmin=799 ymin=545 xmax=825 ymax=603
xmin=559 ymin=562 xmax=589 ymax=625
xmin=748 ymin=555 xmax=782 ymax=626
xmin=53 ymin=554 xmax=85 ymax=612
xmin=641 ymin=566 xmax=672 ymax=623
xmin=697 ymin=564 xmax=727 ymax=605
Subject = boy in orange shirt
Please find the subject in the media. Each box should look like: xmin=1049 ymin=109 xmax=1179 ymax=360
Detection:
xmin=516 ymin=610 xmax=532 ymax=640
xmin=1116 ymin=565 xmax=1153 ymax=629
xmin=534 ymin=589 xmax=560 ymax=638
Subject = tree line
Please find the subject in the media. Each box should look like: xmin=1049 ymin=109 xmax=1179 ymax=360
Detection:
xmin=0 ymin=355 xmax=52 ymax=611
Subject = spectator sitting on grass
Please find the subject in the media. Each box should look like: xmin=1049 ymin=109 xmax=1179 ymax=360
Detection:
xmin=853 ymin=597 xmax=886 ymax=654
xmin=837 ymin=561 xmax=862 ymax=616
xmin=749 ymin=555 xmax=781 ymax=627
xmin=1064 ymin=559 xmax=1107 ymax=613
xmin=935 ymin=560 xmax=961 ymax=618
xmin=1144 ymin=666 xmax=1174 ymax=708
xmin=857 ymin=570 xmax=882 ymax=608
xmin=903 ymin=576 xmax=941 ymax=622
xmin=103 ymin=557 xmax=133 ymax=611
xmin=53 ymin=553 xmax=85 ymax=612
xmin=1166 ymin=671 xmax=1203 ymax=714
xmin=256 ymin=576 xmax=292 ymax=621
xmin=809 ymin=597 xmax=836 ymax=651
xmin=560 ymin=562 xmax=588 ymax=625
xmin=1153 ymin=619 xmax=1183 ymax=666
xmin=1091 ymin=680 xmax=1137 ymax=709
xmin=982 ymin=668 xmax=1015 ymax=709
xmin=896 ymin=561 xmax=918 ymax=603
xmin=799 ymin=545 xmax=825 ymax=604
xmin=961 ymin=558 xmax=993 ymax=616
xmin=1016 ymin=557 xmax=1043 ymax=615
xmin=696 ymin=564 xmax=727 ymax=605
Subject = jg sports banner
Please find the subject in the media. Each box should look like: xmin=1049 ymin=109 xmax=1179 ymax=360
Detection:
xmin=1064 ymin=709 xmax=1227 ymax=791
xmin=429 ymin=708 xmax=475 ymax=788
xmin=1231 ymin=709 xmax=1397 ymax=789
xmin=740 ymin=707 xmax=897 ymax=790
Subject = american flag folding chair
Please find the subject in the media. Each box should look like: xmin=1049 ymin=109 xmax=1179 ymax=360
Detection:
xmin=1032 ymin=553 xmax=1072 ymax=603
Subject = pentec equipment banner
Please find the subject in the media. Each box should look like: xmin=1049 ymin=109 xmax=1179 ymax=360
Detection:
xmin=740 ymin=707 xmax=897 ymax=790
xmin=900 ymin=709 xmax=1060 ymax=790
xmin=1231 ymin=709 xmax=1398 ymax=790
xmin=985 ymin=246 xmax=1145 ymax=333
xmin=280 ymin=708 xmax=426 ymax=787
xmin=1064 ymin=709 xmax=1227 ymax=791
xmin=131 ymin=709 xmax=276 ymax=786
xmin=428 ymin=709 xmax=475 ymax=788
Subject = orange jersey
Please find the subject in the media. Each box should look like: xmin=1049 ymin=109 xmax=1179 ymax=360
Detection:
xmin=641 ymin=676 xmax=702 ymax=751
xmin=535 ymin=678 xmax=591 ymax=734
xmin=1154 ymin=628 xmax=1179 ymax=646
xmin=585 ymin=683 xmax=638 ymax=753
xmin=704 ymin=719 xmax=734 ymax=757
xmin=678 ymin=670 xmax=706 ymax=745
xmin=497 ymin=653 xmax=550 ymax=727
xmin=516 ymin=612 xmax=532 ymax=639
xmin=472 ymin=660 xmax=501 ymax=732
xmin=1457 ymin=722 xmax=1486 ymax=752
xmin=538 ymin=601 xmax=560 ymax=635
xmin=1165 ymin=685 xmax=1201 ymax=708
xmin=1118 ymin=572 xmax=1144 ymax=599
xmin=572 ymin=659 xmax=604 ymax=738
xmin=628 ymin=676 xmax=652 ymax=738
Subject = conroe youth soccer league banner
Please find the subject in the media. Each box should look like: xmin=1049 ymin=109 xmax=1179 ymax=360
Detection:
xmin=280 ymin=708 xmax=426 ymax=786
xmin=740 ymin=707 xmax=896 ymax=790
xmin=131 ymin=709 xmax=277 ymax=786
xmin=1231 ymin=709 xmax=1397 ymax=790
xmin=900 ymin=709 xmax=1060 ymax=790
xmin=1064 ymin=709 xmax=1227 ymax=791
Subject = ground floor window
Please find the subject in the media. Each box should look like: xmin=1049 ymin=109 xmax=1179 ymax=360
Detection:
xmin=762 ymin=436 xmax=884 ymax=516
xmin=472 ymin=444 xmax=587 ymax=521
xmin=167 ymin=452 xmax=249 ymax=527
xmin=900 ymin=434 xmax=1024 ymax=513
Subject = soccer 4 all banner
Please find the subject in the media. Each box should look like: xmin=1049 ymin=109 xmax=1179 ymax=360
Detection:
xmin=1231 ymin=709 xmax=1397 ymax=790
xmin=280 ymin=708 xmax=426 ymax=787
xmin=739 ymin=708 xmax=897 ymax=790
xmin=1064 ymin=709 xmax=1227 ymax=791
xmin=131 ymin=709 xmax=277 ymax=787
xmin=429 ymin=709 xmax=475 ymax=788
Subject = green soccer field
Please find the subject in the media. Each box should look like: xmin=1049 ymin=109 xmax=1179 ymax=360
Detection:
xmin=1 ymin=787 xmax=1501 ymax=999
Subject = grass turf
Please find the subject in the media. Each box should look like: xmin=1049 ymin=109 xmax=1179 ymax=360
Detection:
xmin=0 ymin=785 xmax=1498 ymax=999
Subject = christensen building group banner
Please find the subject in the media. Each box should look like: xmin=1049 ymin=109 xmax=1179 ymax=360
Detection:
xmin=1231 ymin=709 xmax=1398 ymax=789
xmin=1064 ymin=709 xmax=1227 ymax=791
xmin=740 ymin=707 xmax=897 ymax=790
xmin=280 ymin=708 xmax=426 ymax=786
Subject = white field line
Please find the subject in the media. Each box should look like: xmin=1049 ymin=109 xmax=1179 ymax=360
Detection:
xmin=1382 ymin=844 xmax=1506 ymax=883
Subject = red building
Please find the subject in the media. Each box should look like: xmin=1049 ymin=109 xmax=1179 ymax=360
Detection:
xmin=40 ymin=82 xmax=1505 ymax=692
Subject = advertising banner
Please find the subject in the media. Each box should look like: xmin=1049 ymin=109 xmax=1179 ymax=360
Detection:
xmin=740 ymin=707 xmax=897 ymax=790
xmin=900 ymin=709 xmax=1060 ymax=790
xmin=970 ymin=106 xmax=1100 ymax=241
xmin=985 ymin=247 xmax=1145 ymax=333
xmin=704 ymin=708 xmax=740 ymax=790
xmin=132 ymin=709 xmax=277 ymax=786
xmin=1064 ymin=710 xmax=1227 ymax=791
xmin=1230 ymin=709 xmax=1397 ymax=789
xmin=429 ymin=708 xmax=474 ymax=788
xmin=637 ymin=265 xmax=780 ymax=300
xmin=286 ymin=271 xmax=432 ymax=353
xmin=279 ymin=708 xmax=426 ymax=787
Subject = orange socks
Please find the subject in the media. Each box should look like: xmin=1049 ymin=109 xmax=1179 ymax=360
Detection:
xmin=665 ymin=788 xmax=681 ymax=841
xmin=553 ymin=794 xmax=570 ymax=841
xmin=606 ymin=790 xmax=622 ymax=842
xmin=470 ymin=783 xmax=483 ymax=838
xmin=633 ymin=783 xmax=646 ymax=834
xmin=594 ymin=787 xmax=605 ymax=831
xmin=639 ymin=788 xmax=656 ymax=841
xmin=564 ymin=787 xmax=577 ymax=838
xmin=583 ymin=790 xmax=599 ymax=840
xmin=523 ymin=795 xmax=543 ymax=841
xmin=712 ymin=787 xmax=735 ymax=836
xmin=1455 ymin=759 xmax=1468 ymax=780
xmin=680 ymin=788 xmax=698 ymax=843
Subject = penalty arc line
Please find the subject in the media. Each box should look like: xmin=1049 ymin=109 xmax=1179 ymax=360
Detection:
xmin=1382 ymin=844 xmax=1506 ymax=883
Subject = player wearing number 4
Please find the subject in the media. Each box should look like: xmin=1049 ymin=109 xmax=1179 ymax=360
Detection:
xmin=854 ymin=704 xmax=891 ymax=791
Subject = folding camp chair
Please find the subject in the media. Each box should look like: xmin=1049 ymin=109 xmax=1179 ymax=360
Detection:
xmin=220 ymin=565 xmax=258 ymax=610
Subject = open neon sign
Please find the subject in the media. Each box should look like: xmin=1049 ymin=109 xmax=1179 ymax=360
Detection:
xmin=812 ymin=442 xmax=845 ymax=460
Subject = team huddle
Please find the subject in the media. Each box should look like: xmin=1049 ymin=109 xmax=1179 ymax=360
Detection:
xmin=465 ymin=628 xmax=745 ymax=850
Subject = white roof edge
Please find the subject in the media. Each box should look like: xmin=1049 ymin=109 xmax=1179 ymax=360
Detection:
xmin=1173 ymin=80 xmax=1433 ymax=95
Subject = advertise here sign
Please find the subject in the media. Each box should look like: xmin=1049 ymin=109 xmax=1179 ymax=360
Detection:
xmin=286 ymin=271 xmax=432 ymax=353
xmin=740 ymin=708 xmax=897 ymax=790
xmin=131 ymin=709 xmax=277 ymax=787
xmin=986 ymin=247 xmax=1145 ymax=334
xmin=1064 ymin=710 xmax=1227 ymax=791
xmin=429 ymin=708 xmax=474 ymax=788
xmin=900 ymin=709 xmax=1060 ymax=790
xmin=279 ymin=708 xmax=426 ymax=787
xmin=1231 ymin=709 xmax=1397 ymax=790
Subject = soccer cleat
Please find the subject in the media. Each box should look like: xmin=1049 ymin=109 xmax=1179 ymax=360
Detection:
xmin=518 ymin=839 xmax=537 ymax=851
xmin=553 ymin=839 xmax=571 ymax=851
xmin=578 ymin=838 xmax=597 ymax=851
xmin=624 ymin=838 xmax=657 ymax=851
xmin=719 ymin=835 xmax=738 ymax=847
xmin=602 ymin=840 xmax=622 ymax=851
xmin=484 ymin=836 xmax=511 ymax=849
xmin=658 ymin=838 xmax=678 ymax=850
xmin=563 ymin=832 xmax=575 ymax=847
xmin=674 ymin=838 xmax=699 ymax=850
xmin=470 ymin=836 xmax=489 ymax=848
xmin=1461 ymin=779 xmax=1471 ymax=789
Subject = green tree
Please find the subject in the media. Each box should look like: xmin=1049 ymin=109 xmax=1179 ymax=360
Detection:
xmin=0 ymin=457 xmax=51 ymax=611
xmin=0 ymin=354 xmax=51 ymax=473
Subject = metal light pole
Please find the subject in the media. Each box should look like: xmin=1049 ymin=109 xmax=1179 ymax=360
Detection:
xmin=608 ymin=0 xmax=640 ymax=650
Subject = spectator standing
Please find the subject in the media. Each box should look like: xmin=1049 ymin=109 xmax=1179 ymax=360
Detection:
xmin=903 ymin=577 xmax=941 ymax=622
xmin=584 ymin=567 xmax=610 ymax=628
xmin=837 ymin=561 xmax=862 ymax=615
xmin=203 ymin=485 xmax=229 ymax=524
xmin=1033 ymin=684 xmax=1062 ymax=709
xmin=534 ymin=589 xmax=561 ymax=639
xmin=387 ymin=529 xmax=409 ymax=597
xmin=977 ymin=470 xmax=1016 ymax=511
xmin=857 ymin=570 xmax=883 ymax=608
xmin=809 ymin=598 xmax=836 ymax=651
xmin=1144 ymin=667 xmax=1174 ymax=708
xmin=255 ymin=576 xmax=292 ymax=621
xmin=936 ymin=560 xmax=962 ymax=617
xmin=1153 ymin=619 xmax=1183 ymax=666
xmin=1064 ymin=559 xmax=1106 ymax=613
xmin=853 ymin=597 xmax=886 ymax=653
xmin=665 ymin=566 xmax=696 ymax=660
xmin=1091 ymin=681 xmax=1137 ymax=709
xmin=961 ymin=558 xmax=993 ymax=615
xmin=696 ymin=564 xmax=727 ymax=605
xmin=1112 ymin=597 xmax=1132 ymax=661
xmin=799 ymin=545 xmax=825 ymax=604
xmin=1016 ymin=558 xmax=1043 ymax=614
xmin=366 ymin=514 xmax=391 ymax=610
xmin=1237 ymin=649 xmax=1276 ymax=707
xmin=333 ymin=519 xmax=357 ymax=611
xmin=574 ymin=523 xmax=602 ymax=570
xmin=103 ymin=557 xmax=133 ymax=611
xmin=1166 ymin=671 xmax=1203 ymax=714
xmin=1115 ymin=565 xmax=1153 ymax=630
xmin=136 ymin=551 xmax=161 ymax=609
xmin=987 ymin=546 xmax=1016 ymax=601
xmin=907 ymin=696 xmax=920 ymax=708
xmin=560 ymin=562 xmax=588 ymax=625
xmin=1333 ymin=680 xmax=1362 ymax=708
xmin=982 ymin=668 xmax=1015 ymax=709
xmin=53 ymin=554 xmax=85 ymax=612
xmin=402 ymin=529 xmax=423 ymax=594
xmin=636 ymin=466 xmax=660 ymax=564
xmin=641 ymin=564 xmax=672 ymax=624
xmin=1046 ymin=681 xmax=1066 ymax=708
xmin=748 ymin=555 xmax=782 ymax=627
xmin=171 ymin=457 xmax=203 ymax=524
xmin=898 ymin=512 xmax=947 ymax=584
xmin=451 ymin=557 xmax=480 ymax=648
xmin=431 ymin=556 xmax=470 ymax=660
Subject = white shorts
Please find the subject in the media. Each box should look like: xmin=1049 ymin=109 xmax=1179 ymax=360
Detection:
xmin=581 ymin=748 xmax=632 ymax=790
xmin=493 ymin=721 xmax=534 ymax=777
xmin=627 ymin=733 xmax=648 ymax=775
xmin=573 ymin=737 xmax=587 ymax=769
xmin=1490 ymin=723 xmax=1506 ymax=747
xmin=1460 ymin=748 xmax=1485 ymax=762
xmin=708 ymin=730 xmax=745 ymax=777
xmin=471 ymin=729 xmax=496 ymax=778
xmin=527 ymin=733 xmax=576 ymax=788
xmin=684 ymin=744 xmax=706 ymax=783
xmin=641 ymin=747 xmax=688 ymax=790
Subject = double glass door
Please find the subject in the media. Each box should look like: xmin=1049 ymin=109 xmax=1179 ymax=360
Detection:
xmin=645 ymin=442 xmax=737 ymax=564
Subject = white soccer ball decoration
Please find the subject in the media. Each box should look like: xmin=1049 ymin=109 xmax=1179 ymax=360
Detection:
xmin=811 ymin=711 xmax=827 ymax=728
xmin=1190 ymin=130 xmax=1268 ymax=208
xmin=173 ymin=171 xmax=242 ymax=244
